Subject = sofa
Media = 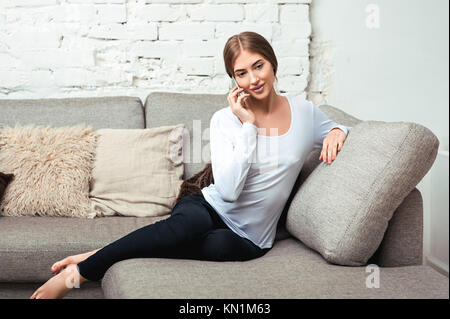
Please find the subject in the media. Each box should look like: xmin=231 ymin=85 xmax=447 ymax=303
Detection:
xmin=0 ymin=92 xmax=448 ymax=299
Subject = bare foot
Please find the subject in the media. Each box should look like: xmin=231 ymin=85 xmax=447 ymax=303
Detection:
xmin=30 ymin=264 xmax=87 ymax=299
xmin=51 ymin=250 xmax=99 ymax=275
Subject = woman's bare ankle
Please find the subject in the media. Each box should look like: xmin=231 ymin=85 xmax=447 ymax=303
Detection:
xmin=64 ymin=264 xmax=88 ymax=288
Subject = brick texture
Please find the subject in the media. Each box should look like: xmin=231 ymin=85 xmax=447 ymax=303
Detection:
xmin=0 ymin=0 xmax=311 ymax=100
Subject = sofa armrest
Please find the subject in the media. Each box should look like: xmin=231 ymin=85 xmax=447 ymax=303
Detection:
xmin=368 ymin=188 xmax=424 ymax=267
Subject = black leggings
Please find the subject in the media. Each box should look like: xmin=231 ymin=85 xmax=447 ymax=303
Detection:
xmin=77 ymin=193 xmax=270 ymax=281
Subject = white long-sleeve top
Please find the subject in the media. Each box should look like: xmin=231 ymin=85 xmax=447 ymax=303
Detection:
xmin=201 ymin=95 xmax=351 ymax=249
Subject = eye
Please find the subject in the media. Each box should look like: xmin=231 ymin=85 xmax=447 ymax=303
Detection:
xmin=237 ymin=64 xmax=263 ymax=77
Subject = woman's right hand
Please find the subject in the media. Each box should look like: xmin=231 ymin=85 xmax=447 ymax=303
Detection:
xmin=227 ymin=86 xmax=256 ymax=125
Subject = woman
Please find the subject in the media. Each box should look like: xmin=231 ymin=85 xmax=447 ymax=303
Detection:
xmin=30 ymin=31 xmax=350 ymax=299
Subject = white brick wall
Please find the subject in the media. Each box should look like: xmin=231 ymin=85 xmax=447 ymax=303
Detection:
xmin=0 ymin=0 xmax=312 ymax=102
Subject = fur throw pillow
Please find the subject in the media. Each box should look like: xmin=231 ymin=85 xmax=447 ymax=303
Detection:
xmin=175 ymin=162 xmax=214 ymax=205
xmin=0 ymin=172 xmax=14 ymax=204
xmin=0 ymin=125 xmax=97 ymax=218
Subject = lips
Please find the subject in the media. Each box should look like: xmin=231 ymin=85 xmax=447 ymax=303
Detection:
xmin=251 ymin=84 xmax=264 ymax=93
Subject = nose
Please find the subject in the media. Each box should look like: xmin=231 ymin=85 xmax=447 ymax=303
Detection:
xmin=249 ymin=73 xmax=259 ymax=85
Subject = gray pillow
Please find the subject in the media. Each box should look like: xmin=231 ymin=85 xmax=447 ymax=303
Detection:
xmin=286 ymin=120 xmax=439 ymax=266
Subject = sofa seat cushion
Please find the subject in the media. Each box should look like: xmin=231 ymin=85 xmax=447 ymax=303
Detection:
xmin=102 ymin=238 xmax=449 ymax=299
xmin=0 ymin=215 xmax=169 ymax=282
xmin=0 ymin=281 xmax=104 ymax=299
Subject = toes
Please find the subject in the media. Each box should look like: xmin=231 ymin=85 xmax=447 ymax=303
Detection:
xmin=51 ymin=261 xmax=62 ymax=271
xmin=52 ymin=257 xmax=72 ymax=273
xmin=30 ymin=289 xmax=39 ymax=299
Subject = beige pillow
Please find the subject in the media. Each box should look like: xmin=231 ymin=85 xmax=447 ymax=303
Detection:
xmin=89 ymin=124 xmax=185 ymax=218
xmin=0 ymin=125 xmax=97 ymax=218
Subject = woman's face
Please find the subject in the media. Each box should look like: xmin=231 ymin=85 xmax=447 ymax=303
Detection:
xmin=232 ymin=50 xmax=275 ymax=100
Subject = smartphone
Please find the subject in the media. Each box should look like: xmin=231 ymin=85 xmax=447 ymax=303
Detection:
xmin=231 ymin=77 xmax=247 ymax=107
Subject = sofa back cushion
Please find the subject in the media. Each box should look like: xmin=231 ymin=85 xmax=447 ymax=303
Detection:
xmin=0 ymin=96 xmax=145 ymax=130
xmin=144 ymin=92 xmax=227 ymax=180
xmin=286 ymin=120 xmax=439 ymax=266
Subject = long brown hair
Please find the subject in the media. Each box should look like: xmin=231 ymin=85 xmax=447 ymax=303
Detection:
xmin=223 ymin=31 xmax=278 ymax=81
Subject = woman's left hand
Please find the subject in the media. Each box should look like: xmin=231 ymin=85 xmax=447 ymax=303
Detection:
xmin=319 ymin=128 xmax=347 ymax=165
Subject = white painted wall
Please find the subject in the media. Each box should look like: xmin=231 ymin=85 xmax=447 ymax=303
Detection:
xmin=309 ymin=0 xmax=449 ymax=275
xmin=308 ymin=0 xmax=448 ymax=151
xmin=0 ymin=0 xmax=312 ymax=104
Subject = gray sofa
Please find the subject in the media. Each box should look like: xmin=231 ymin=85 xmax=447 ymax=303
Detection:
xmin=0 ymin=92 xmax=448 ymax=299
